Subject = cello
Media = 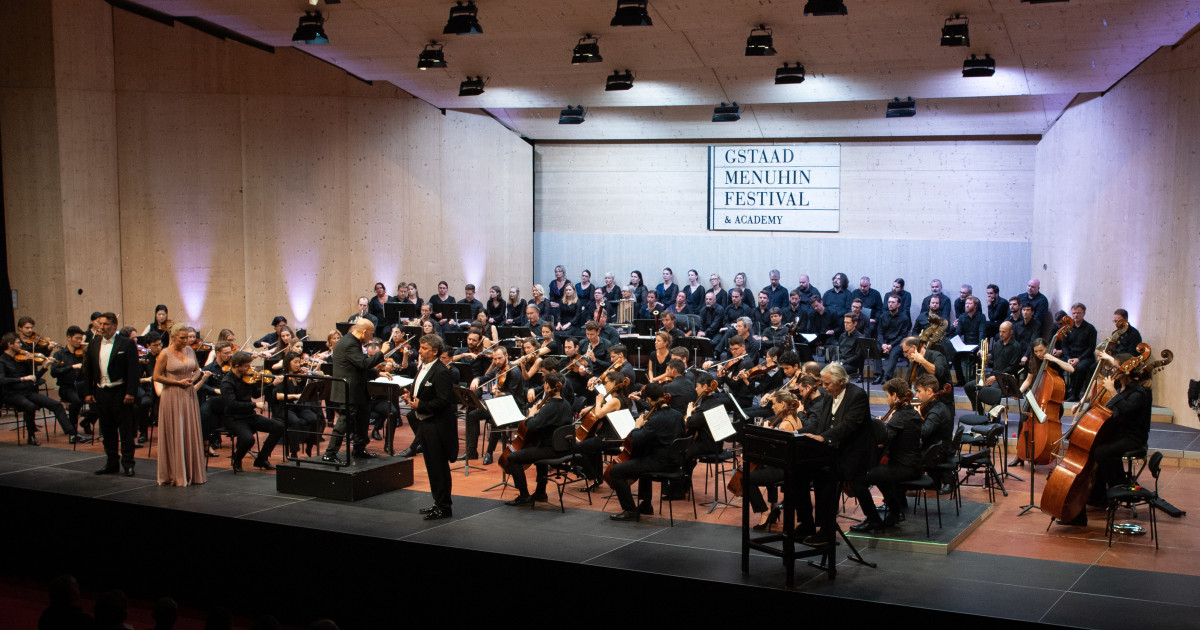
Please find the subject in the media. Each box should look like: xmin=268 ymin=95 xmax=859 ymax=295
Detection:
xmin=576 ymin=375 xmax=630 ymax=442
xmin=1017 ymin=315 xmax=1073 ymax=465
xmin=1040 ymin=344 xmax=1158 ymax=524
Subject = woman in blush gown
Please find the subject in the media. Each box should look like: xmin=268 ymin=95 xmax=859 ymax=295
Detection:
xmin=154 ymin=323 xmax=210 ymax=486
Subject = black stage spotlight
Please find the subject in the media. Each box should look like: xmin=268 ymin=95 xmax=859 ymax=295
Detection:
xmin=804 ymin=0 xmax=847 ymax=16
xmin=418 ymin=41 xmax=447 ymax=70
xmin=775 ymin=62 xmax=805 ymax=85
xmin=745 ymin=25 xmax=776 ymax=56
xmin=443 ymin=1 xmax=482 ymax=35
xmin=886 ymin=97 xmax=916 ymax=118
xmin=941 ymin=15 xmax=969 ymax=47
xmin=611 ymin=0 xmax=652 ymax=27
xmin=712 ymin=102 xmax=741 ymax=122
xmin=292 ymin=10 xmax=329 ymax=45
xmin=572 ymin=34 xmax=603 ymax=64
xmin=559 ymin=105 xmax=586 ymax=124
xmin=605 ymin=70 xmax=634 ymax=91
xmin=962 ymin=54 xmax=995 ymax=77
xmin=459 ymin=76 xmax=486 ymax=96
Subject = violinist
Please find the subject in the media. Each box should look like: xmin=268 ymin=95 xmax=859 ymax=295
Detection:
xmin=726 ymin=317 xmax=760 ymax=363
xmin=607 ymin=383 xmax=683 ymax=522
xmin=454 ymin=328 xmax=492 ymax=382
xmin=262 ymin=326 xmax=295 ymax=367
xmin=221 ymin=351 xmax=286 ymax=471
xmin=51 ymin=326 xmax=94 ymax=441
xmin=517 ymin=337 xmax=546 ymax=382
xmin=661 ymin=359 xmax=697 ymax=416
xmin=428 ymin=280 xmax=456 ymax=326
xmin=464 ymin=346 xmax=524 ymax=463
xmin=273 ymin=351 xmax=324 ymax=459
xmin=704 ymin=336 xmax=755 ymax=410
xmin=502 ymin=372 xmax=574 ymax=506
xmin=1 ymin=332 xmax=72 ymax=445
xmin=141 ymin=305 xmax=171 ymax=341
xmin=849 ymin=378 xmax=923 ymax=533
xmin=255 ymin=316 xmax=289 ymax=349
xmin=16 ymin=316 xmax=55 ymax=353
xmin=205 ymin=329 xmax=237 ymax=365
xmin=559 ymin=338 xmax=592 ymax=406
xmin=380 ymin=327 xmax=412 ymax=366
xmin=795 ymin=372 xmax=829 ymax=431
xmin=683 ymin=371 xmax=731 ymax=483
xmin=198 ymin=340 xmax=232 ymax=456
xmin=743 ymin=390 xmax=803 ymax=530
xmin=1081 ymin=350 xmax=1153 ymax=518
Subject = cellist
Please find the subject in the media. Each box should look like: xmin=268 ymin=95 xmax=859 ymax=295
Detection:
xmin=1011 ymin=338 xmax=1074 ymax=467
xmin=502 ymin=373 xmax=574 ymax=507
xmin=606 ymin=383 xmax=683 ymax=522
xmin=1083 ymin=350 xmax=1153 ymax=513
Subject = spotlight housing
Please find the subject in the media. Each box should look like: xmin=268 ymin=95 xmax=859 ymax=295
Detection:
xmin=775 ymin=62 xmax=806 ymax=85
xmin=745 ymin=25 xmax=776 ymax=56
xmin=291 ymin=10 xmax=329 ymax=45
xmin=940 ymin=15 xmax=969 ymax=47
xmin=443 ymin=1 xmax=482 ymax=35
xmin=559 ymin=105 xmax=586 ymax=125
xmin=458 ymin=76 xmax=487 ymax=96
xmin=962 ymin=54 xmax=995 ymax=77
xmin=605 ymin=70 xmax=635 ymax=91
xmin=712 ymin=102 xmax=741 ymax=122
xmin=418 ymin=41 xmax=447 ymax=70
xmin=803 ymin=0 xmax=847 ymax=15
xmin=885 ymin=97 xmax=916 ymax=118
xmin=611 ymin=0 xmax=652 ymax=27
xmin=571 ymin=35 xmax=603 ymax=64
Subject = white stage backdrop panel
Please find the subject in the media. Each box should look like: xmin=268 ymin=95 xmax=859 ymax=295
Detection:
xmin=708 ymin=144 xmax=840 ymax=232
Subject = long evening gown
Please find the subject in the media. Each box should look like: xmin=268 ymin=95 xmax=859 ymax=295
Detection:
xmin=157 ymin=347 xmax=207 ymax=486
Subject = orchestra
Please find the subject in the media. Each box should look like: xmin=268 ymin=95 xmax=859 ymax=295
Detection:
xmin=8 ymin=267 xmax=1173 ymax=543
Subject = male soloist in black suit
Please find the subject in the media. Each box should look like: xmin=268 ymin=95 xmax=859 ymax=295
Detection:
xmin=323 ymin=320 xmax=390 ymax=461
xmin=403 ymin=334 xmax=458 ymax=520
xmin=78 ymin=313 xmax=141 ymax=476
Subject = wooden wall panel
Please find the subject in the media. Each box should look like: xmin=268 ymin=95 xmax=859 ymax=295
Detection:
xmin=1034 ymin=37 xmax=1200 ymax=428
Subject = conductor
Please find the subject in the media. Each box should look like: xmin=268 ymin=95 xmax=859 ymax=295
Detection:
xmin=322 ymin=320 xmax=391 ymax=463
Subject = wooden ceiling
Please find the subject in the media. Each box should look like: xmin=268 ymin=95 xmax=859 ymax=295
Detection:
xmin=132 ymin=0 xmax=1200 ymax=140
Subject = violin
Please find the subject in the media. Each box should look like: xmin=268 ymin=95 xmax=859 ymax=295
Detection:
xmin=14 ymin=350 xmax=55 ymax=365
xmin=157 ymin=319 xmax=173 ymax=331
xmin=242 ymin=367 xmax=274 ymax=385
xmin=733 ymin=362 xmax=770 ymax=381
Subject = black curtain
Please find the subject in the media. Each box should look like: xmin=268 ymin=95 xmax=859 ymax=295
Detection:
xmin=0 ymin=126 xmax=15 ymax=334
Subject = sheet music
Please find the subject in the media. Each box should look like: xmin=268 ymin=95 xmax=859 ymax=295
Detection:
xmin=949 ymin=337 xmax=979 ymax=353
xmin=1023 ymin=391 xmax=1046 ymax=422
xmin=606 ymin=408 xmax=636 ymax=439
xmin=484 ymin=395 xmax=525 ymax=427
xmin=703 ymin=406 xmax=736 ymax=442
xmin=594 ymin=383 xmax=608 ymax=397
xmin=799 ymin=333 xmax=817 ymax=343
xmin=371 ymin=375 xmax=413 ymax=387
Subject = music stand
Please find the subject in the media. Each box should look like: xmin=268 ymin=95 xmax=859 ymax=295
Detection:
xmin=385 ymin=302 xmax=420 ymax=323
xmin=440 ymin=303 xmax=475 ymax=322
xmin=451 ymin=386 xmax=486 ymax=475
xmin=856 ymin=337 xmax=882 ymax=395
xmin=496 ymin=326 xmax=527 ymax=341
xmin=992 ymin=373 xmax=1024 ymax=483
xmin=335 ymin=322 xmax=352 ymax=335
xmin=302 ymin=340 xmax=326 ymax=355
xmin=677 ymin=336 xmax=714 ymax=366
xmin=632 ymin=319 xmax=657 ymax=336
xmin=443 ymin=331 xmax=467 ymax=349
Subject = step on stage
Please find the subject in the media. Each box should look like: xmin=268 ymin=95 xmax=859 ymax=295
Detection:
xmin=0 ymin=443 xmax=1189 ymax=629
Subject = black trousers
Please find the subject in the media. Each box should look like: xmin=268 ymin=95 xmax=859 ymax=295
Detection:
xmin=882 ymin=344 xmax=906 ymax=380
xmin=745 ymin=465 xmax=785 ymax=513
xmin=464 ymin=408 xmax=504 ymax=457
xmin=504 ymin=445 xmax=558 ymax=495
xmin=851 ymin=463 xmax=919 ymax=521
xmin=1089 ymin=434 xmax=1146 ymax=503
xmin=420 ymin=416 xmax=457 ymax=509
xmin=277 ymin=406 xmax=322 ymax=455
xmin=226 ymin=414 xmax=284 ymax=463
xmin=325 ymin=402 xmax=369 ymax=454
xmin=5 ymin=391 xmax=70 ymax=436
xmin=607 ymin=456 xmax=676 ymax=512
xmin=94 ymin=387 xmax=136 ymax=470
xmin=59 ymin=386 xmax=83 ymax=432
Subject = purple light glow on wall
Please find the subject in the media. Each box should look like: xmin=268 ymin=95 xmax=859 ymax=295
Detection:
xmin=173 ymin=241 xmax=212 ymax=322
xmin=459 ymin=240 xmax=486 ymax=289
xmin=283 ymin=252 xmax=318 ymax=328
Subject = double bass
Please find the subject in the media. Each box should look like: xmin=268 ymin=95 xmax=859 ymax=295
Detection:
xmin=1017 ymin=315 xmax=1073 ymax=465
xmin=1041 ymin=344 xmax=1168 ymax=524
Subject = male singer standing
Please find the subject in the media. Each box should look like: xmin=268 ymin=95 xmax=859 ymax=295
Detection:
xmin=402 ymin=334 xmax=458 ymax=520
xmin=78 ymin=312 xmax=140 ymax=476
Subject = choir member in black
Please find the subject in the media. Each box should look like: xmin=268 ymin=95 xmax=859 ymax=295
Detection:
xmin=965 ymin=321 xmax=1024 ymax=412
xmin=428 ymin=280 xmax=456 ymax=326
xmin=1108 ymin=308 xmax=1143 ymax=356
xmin=51 ymin=326 xmax=94 ymax=441
xmin=795 ymin=274 xmax=821 ymax=306
xmin=697 ymin=291 xmax=724 ymax=341
xmin=752 ymin=291 xmax=772 ymax=333
xmin=575 ymin=269 xmax=595 ymax=313
xmin=920 ymin=279 xmax=952 ymax=321
xmin=408 ymin=282 xmax=425 ymax=310
xmin=388 ymin=281 xmax=414 ymax=307
xmin=983 ymin=284 xmax=1008 ymax=338
xmin=848 ymin=298 xmax=873 ymax=338
xmin=1079 ymin=351 xmax=1153 ymax=521
xmin=756 ymin=269 xmax=785 ymax=310
xmin=1058 ymin=302 xmax=1098 ymax=401
xmin=703 ymin=336 xmax=755 ymax=410
xmin=198 ymin=341 xmax=232 ymax=456
xmin=221 ymin=351 xmax=286 ymax=471
xmin=666 ymin=290 xmax=692 ymax=320
xmin=548 ymin=265 xmax=570 ymax=304
xmin=732 ymin=272 xmax=750 ymax=302
xmin=831 ymin=314 xmax=864 ymax=376
xmin=1019 ymin=278 xmax=1051 ymax=336
xmin=636 ymin=290 xmax=663 ymax=322
xmin=743 ymin=390 xmax=803 ymax=530
xmin=655 ymin=268 xmax=679 ymax=307
xmin=914 ymin=295 xmax=946 ymax=336
xmin=589 ymin=288 xmax=611 ymax=324
xmin=606 ymin=383 xmax=684 ymax=521
xmin=502 ymin=286 xmax=526 ymax=326
xmin=804 ymin=296 xmax=839 ymax=345
xmin=798 ymin=363 xmax=872 ymax=544
xmin=822 ymin=272 xmax=853 ymax=318
xmin=949 ymin=295 xmax=988 ymax=385
xmin=709 ymin=273 xmax=730 ymax=308
xmin=627 ymin=270 xmax=646 ymax=306
xmin=554 ymin=285 xmax=584 ymax=336
xmin=717 ymin=289 xmax=754 ymax=344
xmin=457 ymin=284 xmax=484 ymax=324
xmin=598 ymin=272 xmax=620 ymax=308
xmin=464 ymin=346 xmax=524 ymax=463
xmin=500 ymin=373 xmax=574 ymax=506
xmin=953 ymin=284 xmax=974 ymax=321
xmin=1013 ymin=303 xmax=1039 ymax=360
xmin=255 ymin=316 xmax=288 ymax=349
xmin=483 ymin=285 xmax=504 ymax=326
xmin=783 ymin=291 xmax=805 ymax=331
xmin=902 ymin=335 xmax=953 ymax=410
xmin=369 ymin=282 xmax=389 ymax=324
xmin=875 ymin=295 xmax=913 ymax=384
xmin=849 ymin=378 xmax=923 ymax=532
xmin=273 ymin=351 xmax=324 ymax=459
xmin=854 ymin=277 xmax=885 ymax=324
xmin=887 ymin=278 xmax=913 ymax=319
xmin=682 ymin=269 xmax=705 ymax=312
xmin=1 ymin=332 xmax=73 ymax=445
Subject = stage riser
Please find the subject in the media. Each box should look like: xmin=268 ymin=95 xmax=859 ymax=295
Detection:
xmin=275 ymin=457 xmax=413 ymax=501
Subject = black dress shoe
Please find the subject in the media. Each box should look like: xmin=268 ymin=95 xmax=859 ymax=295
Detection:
xmin=253 ymin=459 xmax=276 ymax=471
xmin=27 ymin=436 xmax=41 ymax=446
xmin=802 ymin=532 xmax=835 ymax=547
xmin=883 ymin=513 xmax=903 ymax=529
xmin=609 ymin=510 xmax=640 ymax=522
xmin=69 ymin=434 xmax=93 ymax=444
xmin=94 ymin=467 xmax=119 ymax=475
xmin=850 ymin=518 xmax=884 ymax=533
xmin=419 ymin=505 xmax=438 ymax=514
xmin=124 ymin=468 xmax=136 ymax=477
xmin=352 ymin=450 xmax=379 ymax=459
xmin=530 ymin=491 xmax=548 ymax=502
xmin=137 ymin=434 xmax=148 ymax=444
xmin=481 ymin=452 xmax=493 ymax=465
xmin=1009 ymin=458 xmax=1025 ymax=467
xmin=423 ymin=507 xmax=453 ymax=520
xmin=753 ymin=506 xmax=781 ymax=531
xmin=637 ymin=502 xmax=655 ymax=515
xmin=321 ymin=454 xmax=342 ymax=465
xmin=505 ymin=494 xmax=533 ymax=506
xmin=370 ymin=429 xmax=382 ymax=440
xmin=397 ymin=448 xmax=417 ymax=458
xmin=872 ymin=376 xmax=886 ymax=385
xmin=231 ymin=460 xmax=244 ymax=472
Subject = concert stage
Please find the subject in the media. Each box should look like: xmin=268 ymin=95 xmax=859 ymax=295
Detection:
xmin=2 ymin=442 xmax=1198 ymax=630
